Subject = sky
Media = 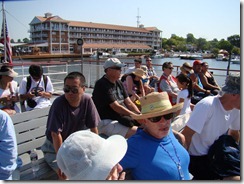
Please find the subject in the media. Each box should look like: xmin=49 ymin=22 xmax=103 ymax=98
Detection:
xmin=0 ymin=0 xmax=241 ymax=42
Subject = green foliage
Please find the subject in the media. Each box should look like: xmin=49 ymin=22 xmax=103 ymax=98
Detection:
xmin=162 ymin=34 xmax=239 ymax=53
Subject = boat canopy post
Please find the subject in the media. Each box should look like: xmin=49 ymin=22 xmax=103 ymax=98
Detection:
xmin=226 ymin=52 xmax=232 ymax=76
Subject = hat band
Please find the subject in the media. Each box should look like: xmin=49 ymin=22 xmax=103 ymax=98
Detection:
xmin=141 ymin=100 xmax=172 ymax=114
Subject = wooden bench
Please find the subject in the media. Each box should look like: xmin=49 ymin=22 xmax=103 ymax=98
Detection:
xmin=11 ymin=107 xmax=58 ymax=180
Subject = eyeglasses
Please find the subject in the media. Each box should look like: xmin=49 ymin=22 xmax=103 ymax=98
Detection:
xmin=109 ymin=67 xmax=122 ymax=71
xmin=148 ymin=113 xmax=174 ymax=123
xmin=63 ymin=86 xmax=79 ymax=94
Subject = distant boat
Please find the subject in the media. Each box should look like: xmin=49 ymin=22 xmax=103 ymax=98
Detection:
xmin=231 ymin=56 xmax=240 ymax=64
xmin=111 ymin=50 xmax=128 ymax=58
xmin=179 ymin=54 xmax=203 ymax=60
xmin=151 ymin=53 xmax=164 ymax=59
xmin=216 ymin=53 xmax=228 ymax=61
xmin=90 ymin=51 xmax=110 ymax=59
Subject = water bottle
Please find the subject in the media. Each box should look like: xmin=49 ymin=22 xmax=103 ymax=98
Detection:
xmin=30 ymin=149 xmax=39 ymax=172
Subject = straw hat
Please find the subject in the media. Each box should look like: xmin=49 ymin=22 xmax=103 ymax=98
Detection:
xmin=131 ymin=92 xmax=183 ymax=119
xmin=0 ymin=67 xmax=18 ymax=77
xmin=57 ymin=130 xmax=127 ymax=180
xmin=180 ymin=62 xmax=193 ymax=73
xmin=132 ymin=68 xmax=147 ymax=79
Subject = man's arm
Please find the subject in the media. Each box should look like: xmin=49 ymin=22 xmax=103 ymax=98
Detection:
xmin=51 ymin=131 xmax=63 ymax=153
xmin=181 ymin=126 xmax=196 ymax=150
xmin=228 ymin=129 xmax=240 ymax=143
xmin=110 ymin=100 xmax=140 ymax=116
xmin=90 ymin=127 xmax=99 ymax=134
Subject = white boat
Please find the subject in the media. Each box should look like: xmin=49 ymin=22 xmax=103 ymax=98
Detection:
xmin=179 ymin=54 xmax=203 ymax=60
xmin=151 ymin=53 xmax=164 ymax=59
xmin=90 ymin=51 xmax=110 ymax=59
xmin=111 ymin=50 xmax=128 ymax=58
xmin=231 ymin=56 xmax=240 ymax=64
xmin=216 ymin=54 xmax=228 ymax=61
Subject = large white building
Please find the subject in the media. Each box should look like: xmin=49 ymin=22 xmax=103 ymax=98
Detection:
xmin=29 ymin=13 xmax=162 ymax=54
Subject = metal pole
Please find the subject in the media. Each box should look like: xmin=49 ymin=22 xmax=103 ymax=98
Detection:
xmin=226 ymin=52 xmax=231 ymax=76
xmin=80 ymin=46 xmax=83 ymax=73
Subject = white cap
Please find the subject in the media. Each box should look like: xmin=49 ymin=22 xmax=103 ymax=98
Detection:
xmin=57 ymin=130 xmax=127 ymax=180
xmin=103 ymin=58 xmax=126 ymax=69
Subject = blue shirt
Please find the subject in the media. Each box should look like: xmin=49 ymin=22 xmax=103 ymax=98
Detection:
xmin=120 ymin=128 xmax=190 ymax=180
xmin=0 ymin=110 xmax=18 ymax=180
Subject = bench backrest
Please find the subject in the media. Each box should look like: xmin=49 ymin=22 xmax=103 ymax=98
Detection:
xmin=11 ymin=107 xmax=50 ymax=156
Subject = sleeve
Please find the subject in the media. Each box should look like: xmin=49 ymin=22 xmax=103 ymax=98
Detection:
xmin=186 ymin=100 xmax=212 ymax=134
xmin=85 ymin=96 xmax=101 ymax=128
xmin=229 ymin=109 xmax=240 ymax=130
xmin=46 ymin=97 xmax=64 ymax=133
xmin=0 ymin=111 xmax=17 ymax=180
xmin=18 ymin=77 xmax=28 ymax=95
xmin=46 ymin=76 xmax=54 ymax=93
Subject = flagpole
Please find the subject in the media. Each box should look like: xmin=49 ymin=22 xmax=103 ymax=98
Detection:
xmin=2 ymin=1 xmax=7 ymax=63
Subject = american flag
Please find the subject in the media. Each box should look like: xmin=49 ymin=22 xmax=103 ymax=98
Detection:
xmin=0 ymin=15 xmax=12 ymax=63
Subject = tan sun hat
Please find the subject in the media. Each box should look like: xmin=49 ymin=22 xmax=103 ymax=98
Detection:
xmin=180 ymin=62 xmax=193 ymax=73
xmin=131 ymin=92 xmax=183 ymax=119
xmin=132 ymin=68 xmax=147 ymax=79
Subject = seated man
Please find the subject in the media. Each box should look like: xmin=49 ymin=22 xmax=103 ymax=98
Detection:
xmin=92 ymin=58 xmax=141 ymax=139
xmin=19 ymin=65 xmax=54 ymax=111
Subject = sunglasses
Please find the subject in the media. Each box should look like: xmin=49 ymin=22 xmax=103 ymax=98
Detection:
xmin=167 ymin=67 xmax=174 ymax=70
xmin=109 ymin=67 xmax=122 ymax=70
xmin=148 ymin=113 xmax=174 ymax=123
xmin=63 ymin=86 xmax=79 ymax=94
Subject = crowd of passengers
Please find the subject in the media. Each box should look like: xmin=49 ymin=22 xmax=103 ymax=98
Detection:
xmin=0 ymin=58 xmax=240 ymax=180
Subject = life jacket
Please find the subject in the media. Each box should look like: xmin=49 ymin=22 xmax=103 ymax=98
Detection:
xmin=158 ymin=74 xmax=177 ymax=105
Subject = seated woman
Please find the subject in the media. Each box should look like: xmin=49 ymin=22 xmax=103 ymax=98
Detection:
xmin=0 ymin=66 xmax=20 ymax=115
xmin=199 ymin=62 xmax=220 ymax=95
xmin=140 ymin=65 xmax=154 ymax=95
xmin=119 ymin=92 xmax=190 ymax=180
xmin=121 ymin=68 xmax=146 ymax=102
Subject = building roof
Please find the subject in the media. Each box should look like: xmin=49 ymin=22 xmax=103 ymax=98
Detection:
xmin=34 ymin=15 xmax=161 ymax=33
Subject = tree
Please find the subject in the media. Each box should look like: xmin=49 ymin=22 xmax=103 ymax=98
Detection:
xmin=10 ymin=39 xmax=15 ymax=43
xmin=186 ymin=33 xmax=196 ymax=44
xmin=217 ymin=39 xmax=233 ymax=53
xmin=23 ymin=38 xmax=30 ymax=43
xmin=195 ymin=38 xmax=207 ymax=51
xmin=227 ymin=35 xmax=240 ymax=48
xmin=17 ymin=39 xmax=21 ymax=43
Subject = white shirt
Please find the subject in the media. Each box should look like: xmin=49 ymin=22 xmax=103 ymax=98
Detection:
xmin=176 ymin=89 xmax=191 ymax=115
xmin=186 ymin=95 xmax=240 ymax=156
xmin=19 ymin=76 xmax=54 ymax=111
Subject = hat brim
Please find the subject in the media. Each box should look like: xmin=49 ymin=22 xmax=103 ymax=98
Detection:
xmin=70 ymin=134 xmax=127 ymax=180
xmin=133 ymin=72 xmax=147 ymax=79
xmin=0 ymin=71 xmax=18 ymax=77
xmin=131 ymin=102 xmax=183 ymax=120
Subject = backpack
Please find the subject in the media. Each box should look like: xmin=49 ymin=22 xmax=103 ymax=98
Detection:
xmin=20 ymin=75 xmax=48 ymax=106
xmin=26 ymin=75 xmax=48 ymax=93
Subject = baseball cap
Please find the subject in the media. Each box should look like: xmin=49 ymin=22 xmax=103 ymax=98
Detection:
xmin=193 ymin=60 xmax=202 ymax=66
xmin=103 ymin=58 xmax=126 ymax=69
xmin=0 ymin=66 xmax=18 ymax=78
xmin=57 ymin=130 xmax=127 ymax=180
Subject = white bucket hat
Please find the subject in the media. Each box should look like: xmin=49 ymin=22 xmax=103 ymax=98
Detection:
xmin=57 ymin=130 xmax=127 ymax=180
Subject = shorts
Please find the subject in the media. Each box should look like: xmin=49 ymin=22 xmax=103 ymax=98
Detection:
xmin=98 ymin=119 xmax=129 ymax=137
xmin=41 ymin=139 xmax=58 ymax=173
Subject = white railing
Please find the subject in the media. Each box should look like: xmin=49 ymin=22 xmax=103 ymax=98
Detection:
xmin=13 ymin=62 xmax=239 ymax=93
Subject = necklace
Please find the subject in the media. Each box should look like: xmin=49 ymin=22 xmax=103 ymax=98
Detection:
xmin=159 ymin=137 xmax=185 ymax=180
